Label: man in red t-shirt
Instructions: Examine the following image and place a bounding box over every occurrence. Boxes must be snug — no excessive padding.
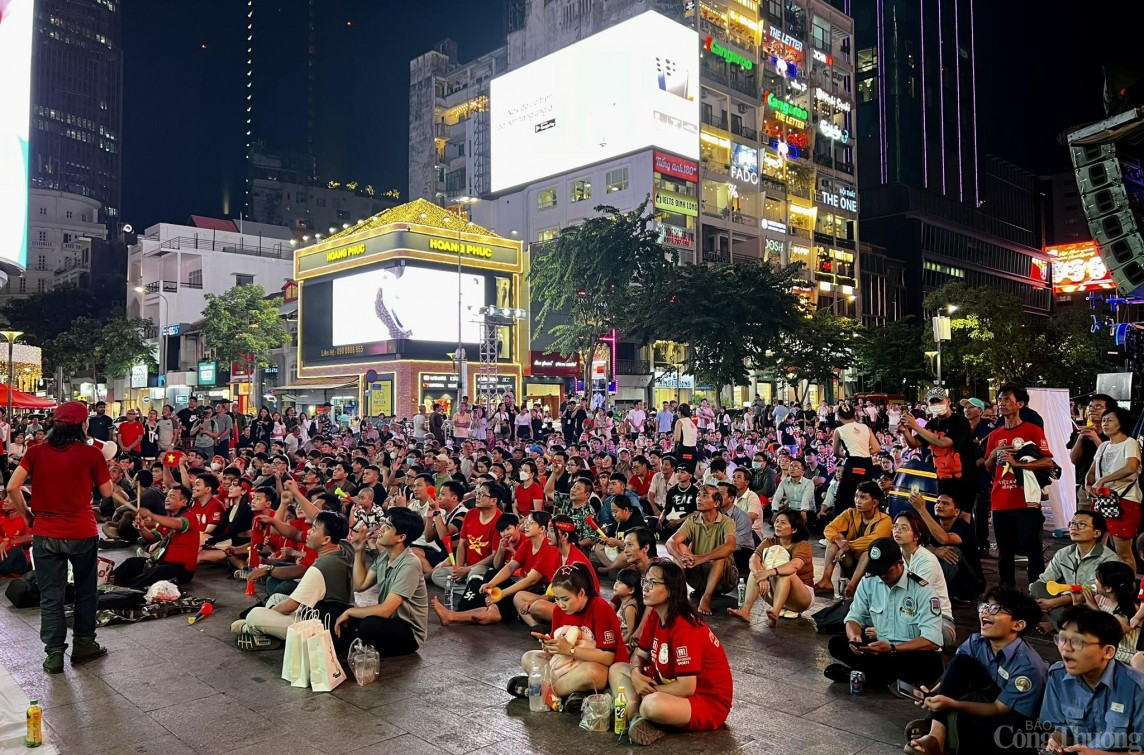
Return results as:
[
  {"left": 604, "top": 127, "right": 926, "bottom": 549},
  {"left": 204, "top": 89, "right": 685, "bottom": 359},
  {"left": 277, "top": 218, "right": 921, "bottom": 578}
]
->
[
  {"left": 517, "top": 515, "right": 600, "bottom": 627},
  {"left": 984, "top": 383, "right": 1055, "bottom": 587},
  {"left": 188, "top": 472, "right": 226, "bottom": 543},
  {"left": 112, "top": 484, "right": 202, "bottom": 588},
  {"left": 117, "top": 410, "right": 145, "bottom": 457},
  {"left": 7, "top": 401, "right": 115, "bottom": 673}
]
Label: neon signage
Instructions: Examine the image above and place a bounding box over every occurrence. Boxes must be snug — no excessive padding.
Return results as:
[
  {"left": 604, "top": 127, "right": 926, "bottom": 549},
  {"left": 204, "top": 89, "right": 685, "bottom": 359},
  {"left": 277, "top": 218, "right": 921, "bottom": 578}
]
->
[
  {"left": 1046, "top": 242, "right": 1114, "bottom": 293},
  {"left": 767, "top": 25, "right": 804, "bottom": 52},
  {"left": 815, "top": 87, "right": 851, "bottom": 112},
  {"left": 812, "top": 49, "right": 833, "bottom": 66},
  {"left": 770, "top": 57, "right": 799, "bottom": 78},
  {"left": 818, "top": 119, "right": 850, "bottom": 143},
  {"left": 705, "top": 36, "right": 754, "bottom": 71},
  {"left": 764, "top": 91, "right": 809, "bottom": 122},
  {"left": 770, "top": 138, "right": 800, "bottom": 160}
]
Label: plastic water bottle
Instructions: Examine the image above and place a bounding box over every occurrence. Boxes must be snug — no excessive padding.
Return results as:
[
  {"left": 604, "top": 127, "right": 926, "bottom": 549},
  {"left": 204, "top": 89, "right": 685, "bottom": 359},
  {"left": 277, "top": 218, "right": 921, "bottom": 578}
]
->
[
  {"left": 528, "top": 663, "right": 545, "bottom": 712},
  {"left": 614, "top": 686, "right": 628, "bottom": 734},
  {"left": 26, "top": 699, "right": 42, "bottom": 748},
  {"left": 737, "top": 578, "right": 747, "bottom": 608},
  {"left": 444, "top": 574, "right": 455, "bottom": 610}
]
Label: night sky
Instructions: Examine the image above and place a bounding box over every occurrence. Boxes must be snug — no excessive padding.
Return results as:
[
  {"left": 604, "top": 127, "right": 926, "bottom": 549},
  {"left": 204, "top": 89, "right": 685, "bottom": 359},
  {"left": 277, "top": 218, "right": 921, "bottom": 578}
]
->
[{"left": 120, "top": 0, "right": 1112, "bottom": 228}]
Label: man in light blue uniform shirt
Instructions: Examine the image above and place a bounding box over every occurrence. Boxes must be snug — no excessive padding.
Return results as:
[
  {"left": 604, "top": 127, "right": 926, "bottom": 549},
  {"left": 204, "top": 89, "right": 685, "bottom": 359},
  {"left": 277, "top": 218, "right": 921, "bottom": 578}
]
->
[
  {"left": 1041, "top": 605, "right": 1144, "bottom": 754},
  {"left": 905, "top": 585, "right": 1048, "bottom": 754},
  {"left": 824, "top": 537, "right": 945, "bottom": 688}
]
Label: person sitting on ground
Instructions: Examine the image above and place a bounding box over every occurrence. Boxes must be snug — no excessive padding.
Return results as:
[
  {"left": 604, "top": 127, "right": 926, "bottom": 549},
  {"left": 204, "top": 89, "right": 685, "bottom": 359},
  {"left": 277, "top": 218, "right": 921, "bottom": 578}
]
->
[
  {"left": 608, "top": 558, "right": 734, "bottom": 746},
  {"left": 508, "top": 562, "right": 629, "bottom": 714},
  {"left": 334, "top": 508, "right": 428, "bottom": 658},
  {"left": 1040, "top": 606, "right": 1144, "bottom": 754},
  {"left": 431, "top": 512, "right": 555, "bottom": 626},
  {"left": 824, "top": 537, "right": 944, "bottom": 690},
  {"left": 0, "top": 492, "right": 33, "bottom": 575},
  {"left": 728, "top": 508, "right": 814, "bottom": 627},
  {"left": 903, "top": 586, "right": 1047, "bottom": 755},
  {"left": 111, "top": 485, "right": 202, "bottom": 589},
  {"left": 231, "top": 511, "right": 352, "bottom": 651},
  {"left": 614, "top": 567, "right": 645, "bottom": 648},
  {"left": 1077, "top": 560, "right": 1141, "bottom": 669},
  {"left": 1030, "top": 510, "right": 1121, "bottom": 630},
  {"left": 893, "top": 510, "right": 956, "bottom": 648},
  {"left": 429, "top": 480, "right": 504, "bottom": 600},
  {"left": 730, "top": 468, "right": 764, "bottom": 546},
  {"left": 515, "top": 515, "right": 599, "bottom": 629},
  {"left": 908, "top": 491, "right": 986, "bottom": 603},
  {"left": 215, "top": 484, "right": 275, "bottom": 576},
  {"left": 101, "top": 470, "right": 167, "bottom": 544},
  {"left": 412, "top": 479, "right": 468, "bottom": 575},
  {"left": 591, "top": 493, "right": 647, "bottom": 574},
  {"left": 657, "top": 464, "right": 698, "bottom": 539},
  {"left": 198, "top": 477, "right": 255, "bottom": 566},
  {"left": 770, "top": 458, "right": 815, "bottom": 524},
  {"left": 665, "top": 484, "right": 738, "bottom": 617},
  {"left": 814, "top": 481, "right": 893, "bottom": 597},
  {"left": 716, "top": 480, "right": 755, "bottom": 575}
]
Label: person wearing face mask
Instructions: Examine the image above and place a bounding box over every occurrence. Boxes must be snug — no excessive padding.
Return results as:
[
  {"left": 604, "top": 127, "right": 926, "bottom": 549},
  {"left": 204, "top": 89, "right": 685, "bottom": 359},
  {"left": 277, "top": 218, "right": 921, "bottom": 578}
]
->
[
  {"left": 902, "top": 388, "right": 977, "bottom": 516},
  {"left": 514, "top": 460, "right": 545, "bottom": 517}
]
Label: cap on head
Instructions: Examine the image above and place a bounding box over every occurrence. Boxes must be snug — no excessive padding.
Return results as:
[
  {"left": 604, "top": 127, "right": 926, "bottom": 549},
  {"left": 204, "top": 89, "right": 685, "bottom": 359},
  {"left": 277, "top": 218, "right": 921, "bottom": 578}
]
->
[
  {"left": 925, "top": 388, "right": 948, "bottom": 403},
  {"left": 864, "top": 537, "right": 903, "bottom": 576},
  {"left": 53, "top": 401, "right": 89, "bottom": 425},
  {"left": 959, "top": 397, "right": 985, "bottom": 411}
]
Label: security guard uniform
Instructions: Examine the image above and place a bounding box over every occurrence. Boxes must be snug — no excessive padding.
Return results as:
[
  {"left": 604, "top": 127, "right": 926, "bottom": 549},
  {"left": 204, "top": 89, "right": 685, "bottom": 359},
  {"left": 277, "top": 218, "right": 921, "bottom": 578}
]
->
[
  {"left": 1040, "top": 657, "right": 1144, "bottom": 752},
  {"left": 829, "top": 539, "right": 945, "bottom": 687}
]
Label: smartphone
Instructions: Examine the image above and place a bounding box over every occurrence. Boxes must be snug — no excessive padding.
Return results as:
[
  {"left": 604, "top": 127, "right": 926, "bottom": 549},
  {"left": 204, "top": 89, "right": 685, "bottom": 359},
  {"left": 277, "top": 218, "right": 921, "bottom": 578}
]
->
[
  {"left": 896, "top": 680, "right": 928, "bottom": 701},
  {"left": 849, "top": 635, "right": 870, "bottom": 647}
]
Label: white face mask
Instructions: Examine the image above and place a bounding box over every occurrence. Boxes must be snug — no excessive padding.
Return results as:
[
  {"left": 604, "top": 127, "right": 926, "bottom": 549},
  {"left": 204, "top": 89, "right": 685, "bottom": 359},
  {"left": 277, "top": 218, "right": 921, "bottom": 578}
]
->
[
  {"left": 210, "top": 462, "right": 223, "bottom": 472},
  {"left": 926, "top": 403, "right": 946, "bottom": 418},
  {"left": 519, "top": 471, "right": 530, "bottom": 481}
]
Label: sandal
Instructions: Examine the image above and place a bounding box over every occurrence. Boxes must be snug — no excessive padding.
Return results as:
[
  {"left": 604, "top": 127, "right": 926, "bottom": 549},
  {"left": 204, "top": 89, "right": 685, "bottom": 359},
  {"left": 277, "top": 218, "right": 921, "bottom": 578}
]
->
[
  {"left": 903, "top": 718, "right": 927, "bottom": 742},
  {"left": 234, "top": 631, "right": 282, "bottom": 652},
  {"left": 627, "top": 716, "right": 666, "bottom": 746},
  {"left": 506, "top": 674, "right": 529, "bottom": 699}
]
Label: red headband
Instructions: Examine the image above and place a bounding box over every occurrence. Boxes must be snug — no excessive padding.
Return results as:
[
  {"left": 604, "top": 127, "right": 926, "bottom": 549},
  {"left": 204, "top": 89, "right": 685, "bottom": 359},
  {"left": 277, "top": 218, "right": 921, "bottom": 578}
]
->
[{"left": 554, "top": 520, "right": 576, "bottom": 533}]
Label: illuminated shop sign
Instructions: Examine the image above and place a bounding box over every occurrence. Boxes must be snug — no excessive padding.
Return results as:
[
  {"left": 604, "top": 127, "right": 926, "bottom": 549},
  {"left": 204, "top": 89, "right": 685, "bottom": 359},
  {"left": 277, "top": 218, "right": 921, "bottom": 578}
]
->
[
  {"left": 818, "top": 189, "right": 858, "bottom": 213},
  {"left": 767, "top": 25, "right": 804, "bottom": 52},
  {"left": 730, "top": 143, "right": 759, "bottom": 185},
  {"left": 656, "top": 222, "right": 696, "bottom": 250},
  {"left": 764, "top": 91, "right": 809, "bottom": 122},
  {"left": 765, "top": 238, "right": 785, "bottom": 256},
  {"left": 770, "top": 138, "right": 801, "bottom": 160},
  {"left": 818, "top": 120, "right": 850, "bottom": 143},
  {"left": 654, "top": 189, "right": 699, "bottom": 217},
  {"left": 812, "top": 49, "right": 834, "bottom": 65},
  {"left": 653, "top": 151, "right": 699, "bottom": 182},
  {"left": 705, "top": 36, "right": 754, "bottom": 70},
  {"left": 815, "top": 88, "right": 851, "bottom": 112},
  {"left": 788, "top": 79, "right": 808, "bottom": 93},
  {"left": 1046, "top": 242, "right": 1114, "bottom": 293},
  {"left": 769, "top": 57, "right": 799, "bottom": 78}
]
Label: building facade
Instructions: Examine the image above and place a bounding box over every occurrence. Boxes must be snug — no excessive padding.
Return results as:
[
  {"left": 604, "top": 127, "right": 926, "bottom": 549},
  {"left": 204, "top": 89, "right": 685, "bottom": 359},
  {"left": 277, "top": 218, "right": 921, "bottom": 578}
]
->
[{"left": 30, "top": 0, "right": 123, "bottom": 225}]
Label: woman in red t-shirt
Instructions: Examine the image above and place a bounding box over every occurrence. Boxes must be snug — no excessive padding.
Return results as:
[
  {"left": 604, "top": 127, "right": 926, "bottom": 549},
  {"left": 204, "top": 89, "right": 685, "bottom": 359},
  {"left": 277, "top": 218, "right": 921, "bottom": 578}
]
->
[
  {"left": 608, "top": 559, "right": 733, "bottom": 745},
  {"left": 513, "top": 460, "right": 546, "bottom": 516},
  {"left": 508, "top": 562, "right": 627, "bottom": 710}
]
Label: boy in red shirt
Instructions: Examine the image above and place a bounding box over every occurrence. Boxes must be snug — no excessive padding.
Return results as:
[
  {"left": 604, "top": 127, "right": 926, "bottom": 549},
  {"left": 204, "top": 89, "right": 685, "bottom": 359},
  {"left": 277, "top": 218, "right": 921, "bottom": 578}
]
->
[
  {"left": 0, "top": 493, "right": 33, "bottom": 575},
  {"left": 111, "top": 484, "right": 202, "bottom": 588}
]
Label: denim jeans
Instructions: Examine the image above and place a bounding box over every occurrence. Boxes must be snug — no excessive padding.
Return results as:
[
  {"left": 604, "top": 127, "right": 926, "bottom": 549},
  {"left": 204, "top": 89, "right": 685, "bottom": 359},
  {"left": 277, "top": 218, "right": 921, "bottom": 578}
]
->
[{"left": 33, "top": 536, "right": 99, "bottom": 654}]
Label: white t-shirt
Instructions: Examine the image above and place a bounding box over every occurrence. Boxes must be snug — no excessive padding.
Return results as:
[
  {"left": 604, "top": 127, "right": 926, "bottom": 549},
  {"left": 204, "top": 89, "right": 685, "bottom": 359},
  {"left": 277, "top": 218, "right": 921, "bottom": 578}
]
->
[
  {"left": 1093, "top": 437, "right": 1142, "bottom": 501},
  {"left": 289, "top": 566, "right": 329, "bottom": 608},
  {"left": 904, "top": 546, "right": 953, "bottom": 622},
  {"left": 412, "top": 413, "right": 427, "bottom": 440},
  {"left": 626, "top": 409, "right": 646, "bottom": 433}
]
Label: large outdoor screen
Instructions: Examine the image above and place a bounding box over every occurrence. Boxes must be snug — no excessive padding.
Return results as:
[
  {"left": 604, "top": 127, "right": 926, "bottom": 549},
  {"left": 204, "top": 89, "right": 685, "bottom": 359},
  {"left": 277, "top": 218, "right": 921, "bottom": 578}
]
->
[
  {"left": 0, "top": 0, "right": 33, "bottom": 271},
  {"left": 490, "top": 10, "right": 700, "bottom": 193}
]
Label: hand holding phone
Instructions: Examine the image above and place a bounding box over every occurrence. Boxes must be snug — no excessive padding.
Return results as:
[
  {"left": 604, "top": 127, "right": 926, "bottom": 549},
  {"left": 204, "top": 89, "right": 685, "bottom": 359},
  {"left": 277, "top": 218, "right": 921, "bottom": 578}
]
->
[{"left": 896, "top": 680, "right": 928, "bottom": 701}]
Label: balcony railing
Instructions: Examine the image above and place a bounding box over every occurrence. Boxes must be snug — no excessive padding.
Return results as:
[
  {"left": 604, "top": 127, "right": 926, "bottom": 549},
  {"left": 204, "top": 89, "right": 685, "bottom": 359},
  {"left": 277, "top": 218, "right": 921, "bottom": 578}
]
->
[
  {"left": 616, "top": 359, "right": 651, "bottom": 375},
  {"left": 730, "top": 122, "right": 758, "bottom": 141},
  {"left": 702, "top": 111, "right": 728, "bottom": 130},
  {"left": 150, "top": 235, "right": 294, "bottom": 260},
  {"left": 729, "top": 77, "right": 757, "bottom": 98},
  {"left": 182, "top": 279, "right": 204, "bottom": 289}
]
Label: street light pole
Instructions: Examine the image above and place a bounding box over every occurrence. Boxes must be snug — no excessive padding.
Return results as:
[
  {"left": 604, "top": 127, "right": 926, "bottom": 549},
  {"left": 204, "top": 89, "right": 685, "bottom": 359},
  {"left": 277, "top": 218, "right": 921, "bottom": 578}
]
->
[{"left": 1, "top": 330, "right": 24, "bottom": 422}]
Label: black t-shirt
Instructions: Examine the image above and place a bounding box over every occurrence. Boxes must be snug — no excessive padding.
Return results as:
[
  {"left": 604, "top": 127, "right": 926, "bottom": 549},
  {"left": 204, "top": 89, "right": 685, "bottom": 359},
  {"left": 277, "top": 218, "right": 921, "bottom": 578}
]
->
[
  {"left": 663, "top": 484, "right": 698, "bottom": 521},
  {"left": 1067, "top": 429, "right": 1106, "bottom": 485},
  {"left": 946, "top": 516, "right": 983, "bottom": 588},
  {"left": 139, "top": 487, "right": 167, "bottom": 517},
  {"left": 87, "top": 414, "right": 113, "bottom": 441},
  {"left": 176, "top": 407, "right": 197, "bottom": 437},
  {"left": 140, "top": 422, "right": 161, "bottom": 458}
]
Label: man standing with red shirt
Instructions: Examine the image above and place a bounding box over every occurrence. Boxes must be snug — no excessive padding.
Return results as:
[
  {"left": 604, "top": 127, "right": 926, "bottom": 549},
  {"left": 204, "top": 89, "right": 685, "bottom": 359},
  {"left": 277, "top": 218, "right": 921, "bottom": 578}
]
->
[
  {"left": 984, "top": 383, "right": 1055, "bottom": 587},
  {"left": 6, "top": 401, "right": 114, "bottom": 674},
  {"left": 117, "top": 409, "right": 145, "bottom": 459}
]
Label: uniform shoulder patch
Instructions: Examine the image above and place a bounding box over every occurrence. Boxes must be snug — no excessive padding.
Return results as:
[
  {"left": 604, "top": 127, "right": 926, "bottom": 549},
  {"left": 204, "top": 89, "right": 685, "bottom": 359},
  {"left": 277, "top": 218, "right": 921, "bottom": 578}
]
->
[
  {"left": 929, "top": 597, "right": 941, "bottom": 616},
  {"left": 1014, "top": 676, "right": 1032, "bottom": 693},
  {"left": 907, "top": 572, "right": 929, "bottom": 586}
]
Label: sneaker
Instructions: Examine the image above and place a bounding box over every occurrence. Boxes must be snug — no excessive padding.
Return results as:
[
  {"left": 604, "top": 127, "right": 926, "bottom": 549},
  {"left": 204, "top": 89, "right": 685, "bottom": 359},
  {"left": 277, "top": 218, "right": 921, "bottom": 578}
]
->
[
  {"left": 561, "top": 692, "right": 586, "bottom": 716},
  {"left": 627, "top": 716, "right": 667, "bottom": 746},
  {"left": 43, "top": 651, "right": 65, "bottom": 675},
  {"left": 823, "top": 663, "right": 851, "bottom": 683},
  {"left": 234, "top": 631, "right": 283, "bottom": 652},
  {"left": 70, "top": 638, "right": 108, "bottom": 665},
  {"left": 506, "top": 675, "right": 529, "bottom": 699}
]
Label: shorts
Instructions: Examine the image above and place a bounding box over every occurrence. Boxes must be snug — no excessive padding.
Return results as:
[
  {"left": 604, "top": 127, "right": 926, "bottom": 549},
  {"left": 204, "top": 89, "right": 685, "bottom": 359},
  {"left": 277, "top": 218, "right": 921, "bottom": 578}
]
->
[
  {"left": 1105, "top": 499, "right": 1141, "bottom": 539},
  {"left": 683, "top": 695, "right": 730, "bottom": 732},
  {"left": 684, "top": 559, "right": 739, "bottom": 596}
]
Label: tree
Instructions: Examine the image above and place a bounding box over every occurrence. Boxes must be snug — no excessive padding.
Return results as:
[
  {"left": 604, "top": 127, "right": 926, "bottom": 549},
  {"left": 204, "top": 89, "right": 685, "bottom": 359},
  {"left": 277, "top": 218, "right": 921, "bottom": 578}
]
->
[
  {"left": 634, "top": 259, "right": 805, "bottom": 402},
  {"left": 45, "top": 316, "right": 157, "bottom": 382},
  {"left": 0, "top": 285, "right": 105, "bottom": 345},
  {"left": 1031, "top": 309, "right": 1116, "bottom": 393},
  {"left": 764, "top": 309, "right": 859, "bottom": 404},
  {"left": 854, "top": 316, "right": 928, "bottom": 393},
  {"left": 199, "top": 284, "right": 290, "bottom": 368},
  {"left": 528, "top": 198, "right": 677, "bottom": 392}
]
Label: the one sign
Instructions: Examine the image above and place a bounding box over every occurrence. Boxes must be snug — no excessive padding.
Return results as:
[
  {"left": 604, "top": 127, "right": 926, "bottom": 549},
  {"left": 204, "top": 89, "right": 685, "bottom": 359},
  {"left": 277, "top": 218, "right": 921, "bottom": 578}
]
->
[
  {"left": 129, "top": 364, "right": 147, "bottom": 389},
  {"left": 654, "top": 189, "right": 699, "bottom": 217},
  {"left": 653, "top": 151, "right": 699, "bottom": 182},
  {"left": 817, "top": 189, "right": 859, "bottom": 213},
  {"left": 197, "top": 361, "right": 217, "bottom": 387}
]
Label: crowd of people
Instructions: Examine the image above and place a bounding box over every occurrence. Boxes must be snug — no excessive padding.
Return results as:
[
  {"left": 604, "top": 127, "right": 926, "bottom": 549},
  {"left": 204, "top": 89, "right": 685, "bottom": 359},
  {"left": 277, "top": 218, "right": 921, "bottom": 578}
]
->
[{"left": 2, "top": 385, "right": 1144, "bottom": 751}]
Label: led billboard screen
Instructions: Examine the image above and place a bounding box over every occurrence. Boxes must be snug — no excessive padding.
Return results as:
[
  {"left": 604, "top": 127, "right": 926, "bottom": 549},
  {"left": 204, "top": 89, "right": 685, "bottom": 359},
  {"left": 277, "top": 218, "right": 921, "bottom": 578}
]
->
[
  {"left": 0, "top": 0, "right": 33, "bottom": 271},
  {"left": 1046, "top": 242, "right": 1114, "bottom": 293},
  {"left": 490, "top": 10, "right": 699, "bottom": 193}
]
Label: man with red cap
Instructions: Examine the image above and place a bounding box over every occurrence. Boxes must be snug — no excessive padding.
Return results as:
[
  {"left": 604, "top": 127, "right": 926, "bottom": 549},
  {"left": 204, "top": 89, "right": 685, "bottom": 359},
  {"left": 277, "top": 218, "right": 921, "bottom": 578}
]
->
[{"left": 6, "top": 401, "right": 115, "bottom": 674}]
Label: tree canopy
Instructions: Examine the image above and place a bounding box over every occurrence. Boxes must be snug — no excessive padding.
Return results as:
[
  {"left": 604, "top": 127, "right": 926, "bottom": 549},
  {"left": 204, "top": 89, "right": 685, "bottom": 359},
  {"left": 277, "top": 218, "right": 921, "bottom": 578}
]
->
[
  {"left": 45, "top": 316, "right": 157, "bottom": 382},
  {"left": 764, "top": 309, "right": 859, "bottom": 403},
  {"left": 200, "top": 284, "right": 290, "bottom": 368}
]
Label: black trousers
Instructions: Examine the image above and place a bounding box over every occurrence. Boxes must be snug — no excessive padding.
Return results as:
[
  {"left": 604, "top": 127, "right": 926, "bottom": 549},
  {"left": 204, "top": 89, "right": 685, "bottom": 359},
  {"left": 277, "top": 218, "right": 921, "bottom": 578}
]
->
[
  {"left": 992, "top": 508, "right": 1045, "bottom": 587},
  {"left": 112, "top": 557, "right": 193, "bottom": 590},
  {"left": 336, "top": 615, "right": 419, "bottom": 659},
  {"left": 835, "top": 457, "right": 873, "bottom": 513},
  {"left": 827, "top": 635, "right": 944, "bottom": 688},
  {"left": 973, "top": 489, "right": 993, "bottom": 546},
  {"left": 929, "top": 653, "right": 1038, "bottom": 753}
]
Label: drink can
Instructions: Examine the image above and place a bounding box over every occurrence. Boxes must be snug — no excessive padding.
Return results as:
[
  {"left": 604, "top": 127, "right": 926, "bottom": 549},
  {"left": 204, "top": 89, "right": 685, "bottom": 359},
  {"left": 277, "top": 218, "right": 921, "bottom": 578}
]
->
[
  {"left": 849, "top": 671, "right": 864, "bottom": 696},
  {"left": 837, "top": 578, "right": 849, "bottom": 597}
]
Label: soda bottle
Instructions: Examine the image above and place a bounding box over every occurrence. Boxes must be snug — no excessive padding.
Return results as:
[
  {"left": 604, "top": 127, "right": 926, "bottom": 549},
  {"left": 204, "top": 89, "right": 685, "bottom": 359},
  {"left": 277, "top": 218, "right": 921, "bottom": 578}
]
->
[
  {"left": 736, "top": 578, "right": 747, "bottom": 608},
  {"left": 613, "top": 686, "right": 628, "bottom": 735},
  {"left": 528, "top": 663, "right": 545, "bottom": 712},
  {"left": 26, "top": 699, "right": 43, "bottom": 748},
  {"left": 444, "top": 574, "right": 455, "bottom": 610}
]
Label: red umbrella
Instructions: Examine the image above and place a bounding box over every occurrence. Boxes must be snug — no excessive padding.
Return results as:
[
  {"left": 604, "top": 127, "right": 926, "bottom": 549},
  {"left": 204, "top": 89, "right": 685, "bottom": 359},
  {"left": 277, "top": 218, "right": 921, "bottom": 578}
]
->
[{"left": 0, "top": 385, "right": 58, "bottom": 409}]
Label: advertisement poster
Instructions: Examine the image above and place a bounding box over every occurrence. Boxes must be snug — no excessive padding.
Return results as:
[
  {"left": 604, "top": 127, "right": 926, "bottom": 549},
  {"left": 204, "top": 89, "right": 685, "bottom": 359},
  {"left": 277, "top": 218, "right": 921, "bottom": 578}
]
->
[{"left": 0, "top": 0, "right": 33, "bottom": 271}]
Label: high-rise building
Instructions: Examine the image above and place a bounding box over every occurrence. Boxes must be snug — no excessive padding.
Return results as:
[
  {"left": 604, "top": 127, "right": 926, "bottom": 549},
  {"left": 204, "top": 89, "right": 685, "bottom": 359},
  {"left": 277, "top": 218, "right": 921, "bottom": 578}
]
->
[
  {"left": 852, "top": 0, "right": 1050, "bottom": 316},
  {"left": 29, "top": 0, "right": 123, "bottom": 225},
  {"left": 409, "top": 0, "right": 860, "bottom": 406}
]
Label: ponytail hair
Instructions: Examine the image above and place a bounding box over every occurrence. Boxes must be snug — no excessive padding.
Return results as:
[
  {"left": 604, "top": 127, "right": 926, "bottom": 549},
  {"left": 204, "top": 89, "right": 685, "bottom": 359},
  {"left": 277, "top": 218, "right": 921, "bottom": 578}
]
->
[{"left": 1097, "top": 561, "right": 1139, "bottom": 617}]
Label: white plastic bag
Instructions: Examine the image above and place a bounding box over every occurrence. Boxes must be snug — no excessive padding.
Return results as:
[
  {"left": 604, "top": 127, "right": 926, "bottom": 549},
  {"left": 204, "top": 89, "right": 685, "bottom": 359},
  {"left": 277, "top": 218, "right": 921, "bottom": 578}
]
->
[
  {"left": 144, "top": 580, "right": 180, "bottom": 603},
  {"left": 348, "top": 639, "right": 380, "bottom": 686},
  {"left": 281, "top": 608, "right": 322, "bottom": 688},
  {"left": 307, "top": 616, "right": 346, "bottom": 693}
]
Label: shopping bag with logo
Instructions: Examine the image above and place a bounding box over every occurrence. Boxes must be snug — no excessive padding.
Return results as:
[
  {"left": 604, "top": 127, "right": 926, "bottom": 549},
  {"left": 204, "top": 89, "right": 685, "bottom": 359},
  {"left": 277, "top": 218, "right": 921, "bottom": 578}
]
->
[
  {"left": 96, "top": 556, "right": 115, "bottom": 586},
  {"left": 281, "top": 608, "right": 322, "bottom": 688},
  {"left": 307, "top": 616, "right": 346, "bottom": 693}
]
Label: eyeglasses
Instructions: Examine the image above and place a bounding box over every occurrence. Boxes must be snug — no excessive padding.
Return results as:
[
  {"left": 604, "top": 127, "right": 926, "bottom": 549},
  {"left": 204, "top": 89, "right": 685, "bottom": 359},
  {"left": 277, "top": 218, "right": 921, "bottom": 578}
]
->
[
  {"left": 977, "top": 603, "right": 1011, "bottom": 616},
  {"left": 1054, "top": 633, "right": 1105, "bottom": 652},
  {"left": 890, "top": 524, "right": 913, "bottom": 533},
  {"left": 1067, "top": 521, "right": 1091, "bottom": 530},
  {"left": 641, "top": 578, "right": 666, "bottom": 588}
]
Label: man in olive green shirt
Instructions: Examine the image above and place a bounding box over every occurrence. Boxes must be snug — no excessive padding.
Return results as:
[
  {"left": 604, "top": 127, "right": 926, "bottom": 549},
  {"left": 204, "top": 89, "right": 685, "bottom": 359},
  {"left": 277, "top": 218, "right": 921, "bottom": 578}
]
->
[{"left": 665, "top": 483, "right": 738, "bottom": 615}]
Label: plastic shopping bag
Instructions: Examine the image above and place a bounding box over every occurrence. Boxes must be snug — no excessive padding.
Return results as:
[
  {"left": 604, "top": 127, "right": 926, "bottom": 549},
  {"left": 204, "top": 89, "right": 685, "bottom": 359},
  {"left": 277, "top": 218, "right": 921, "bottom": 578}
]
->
[
  {"left": 281, "top": 609, "right": 322, "bottom": 688},
  {"left": 307, "top": 618, "right": 346, "bottom": 693},
  {"left": 348, "top": 638, "right": 380, "bottom": 686},
  {"left": 579, "top": 692, "right": 612, "bottom": 732}
]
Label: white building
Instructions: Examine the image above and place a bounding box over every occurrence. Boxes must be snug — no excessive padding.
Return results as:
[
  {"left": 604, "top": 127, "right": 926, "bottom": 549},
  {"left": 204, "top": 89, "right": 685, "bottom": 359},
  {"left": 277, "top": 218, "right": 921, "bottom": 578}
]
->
[
  {"left": 0, "top": 189, "right": 106, "bottom": 304},
  {"left": 125, "top": 216, "right": 295, "bottom": 401}
]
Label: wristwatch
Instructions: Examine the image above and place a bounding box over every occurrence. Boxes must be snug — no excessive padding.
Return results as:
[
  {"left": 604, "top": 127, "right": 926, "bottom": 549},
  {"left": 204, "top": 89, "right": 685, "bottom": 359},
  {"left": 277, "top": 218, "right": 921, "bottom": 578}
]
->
[
  {"left": 569, "top": 646, "right": 577, "bottom": 657},
  {"left": 889, "top": 643, "right": 897, "bottom": 655}
]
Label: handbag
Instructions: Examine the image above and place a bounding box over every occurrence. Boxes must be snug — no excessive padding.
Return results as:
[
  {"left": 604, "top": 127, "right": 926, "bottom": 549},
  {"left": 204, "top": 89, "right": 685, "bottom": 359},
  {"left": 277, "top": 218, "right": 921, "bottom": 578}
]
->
[
  {"left": 810, "top": 599, "right": 851, "bottom": 635},
  {"left": 307, "top": 616, "right": 347, "bottom": 693},
  {"left": 281, "top": 607, "right": 322, "bottom": 688},
  {"left": 1092, "top": 487, "right": 1123, "bottom": 519}
]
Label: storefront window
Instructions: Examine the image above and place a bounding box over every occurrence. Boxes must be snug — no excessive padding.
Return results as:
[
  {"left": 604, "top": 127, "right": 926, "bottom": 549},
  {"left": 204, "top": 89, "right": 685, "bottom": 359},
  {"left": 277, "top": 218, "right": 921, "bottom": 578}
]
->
[
  {"left": 700, "top": 130, "right": 731, "bottom": 173},
  {"left": 786, "top": 163, "right": 814, "bottom": 198}
]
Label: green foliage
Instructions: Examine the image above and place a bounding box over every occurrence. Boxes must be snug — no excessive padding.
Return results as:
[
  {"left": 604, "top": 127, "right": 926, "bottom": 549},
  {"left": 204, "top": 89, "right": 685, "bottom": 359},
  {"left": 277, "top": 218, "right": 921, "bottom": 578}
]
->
[
  {"left": 764, "top": 309, "right": 860, "bottom": 403},
  {"left": 634, "top": 259, "right": 805, "bottom": 396},
  {"left": 200, "top": 285, "right": 290, "bottom": 368},
  {"left": 528, "top": 198, "right": 677, "bottom": 386},
  {"left": 1029, "top": 309, "right": 1116, "bottom": 393},
  {"left": 0, "top": 285, "right": 106, "bottom": 346},
  {"left": 46, "top": 316, "right": 157, "bottom": 381},
  {"left": 854, "top": 316, "right": 928, "bottom": 392}
]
